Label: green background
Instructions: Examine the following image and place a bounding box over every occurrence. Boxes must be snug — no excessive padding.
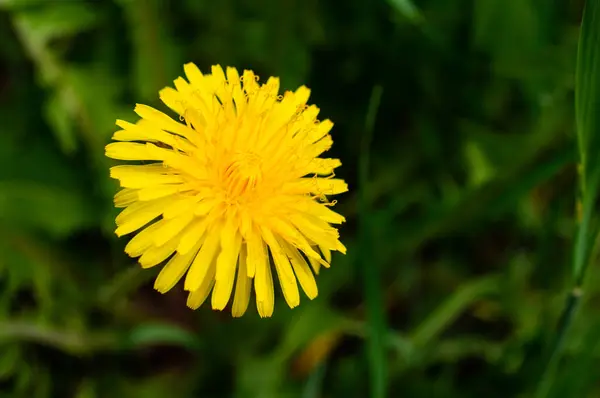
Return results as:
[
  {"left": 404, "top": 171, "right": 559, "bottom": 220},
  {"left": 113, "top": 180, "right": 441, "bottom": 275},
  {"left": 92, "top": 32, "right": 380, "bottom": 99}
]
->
[{"left": 0, "top": 0, "right": 598, "bottom": 397}]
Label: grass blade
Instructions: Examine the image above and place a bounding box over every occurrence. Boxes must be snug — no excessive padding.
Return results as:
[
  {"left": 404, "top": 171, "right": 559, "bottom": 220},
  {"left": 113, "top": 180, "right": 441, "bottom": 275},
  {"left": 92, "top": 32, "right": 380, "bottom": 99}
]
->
[
  {"left": 573, "top": 0, "right": 600, "bottom": 285},
  {"left": 359, "top": 85, "right": 386, "bottom": 398},
  {"left": 410, "top": 276, "right": 500, "bottom": 348},
  {"left": 537, "top": 2, "right": 600, "bottom": 396}
]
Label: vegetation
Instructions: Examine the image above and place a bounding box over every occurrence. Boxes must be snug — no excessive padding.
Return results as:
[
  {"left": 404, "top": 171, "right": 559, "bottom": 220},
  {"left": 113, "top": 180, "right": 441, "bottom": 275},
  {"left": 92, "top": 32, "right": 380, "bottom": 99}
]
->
[{"left": 0, "top": 0, "right": 598, "bottom": 397}]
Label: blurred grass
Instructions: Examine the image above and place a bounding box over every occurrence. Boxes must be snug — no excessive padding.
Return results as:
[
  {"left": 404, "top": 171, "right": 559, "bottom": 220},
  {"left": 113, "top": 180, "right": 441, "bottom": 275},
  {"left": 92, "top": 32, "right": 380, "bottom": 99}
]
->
[
  {"left": 359, "top": 85, "right": 386, "bottom": 398},
  {"left": 0, "top": 0, "right": 596, "bottom": 397},
  {"left": 536, "top": 2, "right": 600, "bottom": 397}
]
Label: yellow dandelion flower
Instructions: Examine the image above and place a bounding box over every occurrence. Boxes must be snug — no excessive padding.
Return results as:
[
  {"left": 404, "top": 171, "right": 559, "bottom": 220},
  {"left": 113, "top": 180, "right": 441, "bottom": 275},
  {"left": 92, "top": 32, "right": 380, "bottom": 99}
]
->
[{"left": 105, "top": 63, "right": 347, "bottom": 317}]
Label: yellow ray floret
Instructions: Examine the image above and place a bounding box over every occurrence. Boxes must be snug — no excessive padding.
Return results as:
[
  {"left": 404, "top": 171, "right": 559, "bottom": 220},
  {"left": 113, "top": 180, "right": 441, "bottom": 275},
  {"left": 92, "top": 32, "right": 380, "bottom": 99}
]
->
[{"left": 105, "top": 63, "right": 347, "bottom": 317}]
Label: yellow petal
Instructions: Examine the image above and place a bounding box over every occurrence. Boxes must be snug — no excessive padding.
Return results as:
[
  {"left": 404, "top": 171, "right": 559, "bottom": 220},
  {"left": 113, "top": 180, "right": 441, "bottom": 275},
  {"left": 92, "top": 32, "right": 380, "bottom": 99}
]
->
[
  {"left": 125, "top": 221, "right": 163, "bottom": 257},
  {"left": 137, "top": 184, "right": 183, "bottom": 201},
  {"left": 261, "top": 226, "right": 300, "bottom": 308},
  {"left": 177, "top": 218, "right": 209, "bottom": 255},
  {"left": 251, "top": 76, "right": 279, "bottom": 115},
  {"left": 212, "top": 231, "right": 242, "bottom": 311},
  {"left": 266, "top": 216, "right": 303, "bottom": 245},
  {"left": 232, "top": 245, "right": 252, "bottom": 317},
  {"left": 158, "top": 86, "right": 185, "bottom": 115},
  {"left": 238, "top": 210, "right": 253, "bottom": 240},
  {"left": 114, "top": 119, "right": 197, "bottom": 153},
  {"left": 241, "top": 70, "right": 258, "bottom": 97},
  {"left": 309, "top": 119, "right": 333, "bottom": 143},
  {"left": 307, "top": 255, "right": 321, "bottom": 274},
  {"left": 187, "top": 258, "right": 216, "bottom": 309},
  {"left": 226, "top": 66, "right": 247, "bottom": 115},
  {"left": 215, "top": 219, "right": 239, "bottom": 281},
  {"left": 154, "top": 240, "right": 201, "bottom": 293},
  {"left": 286, "top": 199, "right": 346, "bottom": 224},
  {"left": 134, "top": 104, "right": 194, "bottom": 139},
  {"left": 152, "top": 212, "right": 194, "bottom": 247},
  {"left": 245, "top": 228, "right": 265, "bottom": 278},
  {"left": 289, "top": 214, "right": 345, "bottom": 254},
  {"left": 263, "top": 91, "right": 299, "bottom": 133},
  {"left": 195, "top": 199, "right": 218, "bottom": 216},
  {"left": 138, "top": 235, "right": 179, "bottom": 268},
  {"left": 319, "top": 245, "right": 332, "bottom": 264},
  {"left": 159, "top": 85, "right": 209, "bottom": 136},
  {"left": 301, "top": 158, "right": 341, "bottom": 176},
  {"left": 283, "top": 177, "right": 348, "bottom": 196},
  {"left": 110, "top": 165, "right": 183, "bottom": 189},
  {"left": 106, "top": 142, "right": 178, "bottom": 161},
  {"left": 294, "top": 86, "right": 311, "bottom": 106},
  {"left": 283, "top": 241, "right": 318, "bottom": 300},
  {"left": 183, "top": 62, "right": 204, "bottom": 87},
  {"left": 161, "top": 154, "right": 208, "bottom": 180},
  {"left": 115, "top": 197, "right": 170, "bottom": 236},
  {"left": 162, "top": 195, "right": 200, "bottom": 219},
  {"left": 125, "top": 164, "right": 168, "bottom": 173},
  {"left": 305, "top": 135, "right": 333, "bottom": 158},
  {"left": 211, "top": 64, "right": 227, "bottom": 86},
  {"left": 266, "top": 217, "right": 322, "bottom": 261},
  {"left": 114, "top": 188, "right": 138, "bottom": 208},
  {"left": 254, "top": 247, "right": 274, "bottom": 318},
  {"left": 184, "top": 224, "right": 221, "bottom": 291},
  {"left": 182, "top": 63, "right": 215, "bottom": 117}
]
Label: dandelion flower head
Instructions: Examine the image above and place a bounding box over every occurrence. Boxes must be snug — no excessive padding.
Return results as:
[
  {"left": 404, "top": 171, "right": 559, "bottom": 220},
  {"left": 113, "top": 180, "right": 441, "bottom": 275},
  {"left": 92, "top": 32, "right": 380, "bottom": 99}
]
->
[{"left": 105, "top": 63, "right": 347, "bottom": 317}]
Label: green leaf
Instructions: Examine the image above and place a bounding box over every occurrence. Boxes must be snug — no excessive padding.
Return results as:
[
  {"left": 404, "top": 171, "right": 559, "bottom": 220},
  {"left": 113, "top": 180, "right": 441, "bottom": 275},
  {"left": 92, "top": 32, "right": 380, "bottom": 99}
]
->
[
  {"left": 463, "top": 140, "right": 496, "bottom": 186},
  {"left": 96, "top": 265, "right": 156, "bottom": 308},
  {"left": 237, "top": 355, "right": 287, "bottom": 398},
  {"left": 0, "top": 181, "right": 94, "bottom": 238},
  {"left": 573, "top": 0, "right": 600, "bottom": 284},
  {"left": 0, "top": 344, "right": 21, "bottom": 379},
  {"left": 125, "top": 323, "right": 202, "bottom": 351},
  {"left": 0, "top": 321, "right": 117, "bottom": 355},
  {"left": 44, "top": 89, "right": 77, "bottom": 154},
  {"left": 75, "top": 380, "right": 97, "bottom": 398},
  {"left": 387, "top": 0, "right": 423, "bottom": 24},
  {"left": 0, "top": 0, "right": 49, "bottom": 10},
  {"left": 472, "top": 0, "right": 541, "bottom": 78},
  {"left": 11, "top": 2, "right": 100, "bottom": 47},
  {"left": 409, "top": 276, "right": 500, "bottom": 347},
  {"left": 66, "top": 66, "right": 129, "bottom": 143},
  {"left": 302, "top": 362, "right": 327, "bottom": 398}
]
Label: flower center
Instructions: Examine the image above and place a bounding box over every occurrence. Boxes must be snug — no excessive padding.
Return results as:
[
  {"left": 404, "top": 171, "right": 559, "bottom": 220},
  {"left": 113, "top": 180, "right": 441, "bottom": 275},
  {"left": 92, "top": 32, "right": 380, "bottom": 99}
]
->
[{"left": 223, "top": 152, "right": 263, "bottom": 198}]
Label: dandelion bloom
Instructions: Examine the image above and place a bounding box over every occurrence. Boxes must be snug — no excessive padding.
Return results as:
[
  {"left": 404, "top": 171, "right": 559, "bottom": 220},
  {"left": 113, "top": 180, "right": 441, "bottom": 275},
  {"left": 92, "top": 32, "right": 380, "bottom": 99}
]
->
[{"left": 105, "top": 64, "right": 347, "bottom": 317}]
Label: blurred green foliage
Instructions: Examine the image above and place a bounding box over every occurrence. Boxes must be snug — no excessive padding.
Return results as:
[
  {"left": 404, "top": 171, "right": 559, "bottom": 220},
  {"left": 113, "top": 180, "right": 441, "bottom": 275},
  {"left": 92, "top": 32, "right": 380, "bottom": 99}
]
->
[{"left": 0, "top": 0, "right": 597, "bottom": 397}]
